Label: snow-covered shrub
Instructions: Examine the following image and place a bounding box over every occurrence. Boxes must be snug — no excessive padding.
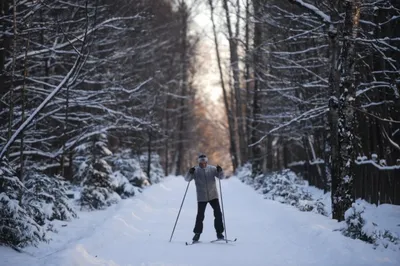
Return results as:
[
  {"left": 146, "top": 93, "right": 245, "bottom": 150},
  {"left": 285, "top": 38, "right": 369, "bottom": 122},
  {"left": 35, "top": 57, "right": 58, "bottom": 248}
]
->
[
  {"left": 261, "top": 170, "right": 305, "bottom": 204},
  {"left": 340, "top": 202, "right": 375, "bottom": 243},
  {"left": 108, "top": 149, "right": 149, "bottom": 187},
  {"left": 376, "top": 230, "right": 400, "bottom": 251},
  {"left": 252, "top": 173, "right": 266, "bottom": 191},
  {"left": 22, "top": 172, "right": 77, "bottom": 225},
  {"left": 237, "top": 163, "right": 265, "bottom": 189},
  {"left": 340, "top": 201, "right": 399, "bottom": 251},
  {"left": 301, "top": 200, "right": 328, "bottom": 216},
  {"left": 140, "top": 152, "right": 164, "bottom": 184},
  {"left": 236, "top": 163, "right": 253, "bottom": 185},
  {"left": 109, "top": 171, "right": 138, "bottom": 199},
  {"left": 0, "top": 159, "right": 47, "bottom": 248},
  {"left": 237, "top": 166, "right": 328, "bottom": 216},
  {"left": 79, "top": 159, "right": 121, "bottom": 210}
]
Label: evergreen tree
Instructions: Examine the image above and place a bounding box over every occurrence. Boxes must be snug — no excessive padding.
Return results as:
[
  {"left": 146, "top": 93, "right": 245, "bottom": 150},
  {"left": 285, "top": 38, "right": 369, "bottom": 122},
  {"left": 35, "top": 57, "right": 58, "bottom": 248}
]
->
[
  {"left": 108, "top": 149, "right": 149, "bottom": 188},
  {"left": 22, "top": 172, "right": 77, "bottom": 226},
  {"left": 0, "top": 159, "right": 47, "bottom": 248},
  {"left": 140, "top": 153, "right": 164, "bottom": 184},
  {"left": 79, "top": 134, "right": 120, "bottom": 210}
]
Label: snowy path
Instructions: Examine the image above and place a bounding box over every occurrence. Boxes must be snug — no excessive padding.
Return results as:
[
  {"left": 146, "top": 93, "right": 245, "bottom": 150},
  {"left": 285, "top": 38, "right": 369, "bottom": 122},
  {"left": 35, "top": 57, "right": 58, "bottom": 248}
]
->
[{"left": 1, "top": 176, "right": 399, "bottom": 266}]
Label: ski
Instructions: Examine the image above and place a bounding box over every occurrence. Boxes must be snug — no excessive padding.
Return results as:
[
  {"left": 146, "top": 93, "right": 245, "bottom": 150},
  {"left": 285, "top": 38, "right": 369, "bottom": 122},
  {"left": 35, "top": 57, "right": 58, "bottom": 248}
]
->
[
  {"left": 185, "top": 238, "right": 237, "bottom": 245},
  {"left": 210, "top": 238, "right": 237, "bottom": 243}
]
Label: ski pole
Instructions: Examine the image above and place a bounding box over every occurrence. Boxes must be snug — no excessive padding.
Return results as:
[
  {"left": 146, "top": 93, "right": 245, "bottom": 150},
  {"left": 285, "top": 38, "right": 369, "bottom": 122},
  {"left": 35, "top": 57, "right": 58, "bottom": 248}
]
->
[
  {"left": 218, "top": 177, "right": 228, "bottom": 243},
  {"left": 169, "top": 180, "right": 191, "bottom": 242}
]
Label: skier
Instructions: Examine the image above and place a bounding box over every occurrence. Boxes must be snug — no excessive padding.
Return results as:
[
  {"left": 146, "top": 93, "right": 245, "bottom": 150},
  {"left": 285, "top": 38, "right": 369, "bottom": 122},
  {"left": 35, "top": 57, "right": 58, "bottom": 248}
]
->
[{"left": 184, "top": 154, "right": 225, "bottom": 242}]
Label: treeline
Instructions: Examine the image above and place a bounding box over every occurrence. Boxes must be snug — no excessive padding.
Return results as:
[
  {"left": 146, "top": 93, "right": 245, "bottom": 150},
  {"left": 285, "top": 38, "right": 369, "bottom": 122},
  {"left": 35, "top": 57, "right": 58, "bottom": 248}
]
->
[
  {"left": 0, "top": 0, "right": 200, "bottom": 177},
  {"left": 206, "top": 0, "right": 399, "bottom": 220},
  {"left": 0, "top": 0, "right": 198, "bottom": 248}
]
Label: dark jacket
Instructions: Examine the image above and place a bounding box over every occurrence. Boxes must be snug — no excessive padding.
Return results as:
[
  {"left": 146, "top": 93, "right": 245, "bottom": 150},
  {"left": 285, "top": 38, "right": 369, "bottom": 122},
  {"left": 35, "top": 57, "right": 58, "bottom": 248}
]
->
[{"left": 184, "top": 165, "right": 224, "bottom": 202}]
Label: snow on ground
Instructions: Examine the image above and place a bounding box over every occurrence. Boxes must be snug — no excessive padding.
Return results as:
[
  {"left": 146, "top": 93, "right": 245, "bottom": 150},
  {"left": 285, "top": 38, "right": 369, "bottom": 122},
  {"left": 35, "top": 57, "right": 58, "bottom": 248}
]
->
[{"left": 1, "top": 175, "right": 399, "bottom": 266}]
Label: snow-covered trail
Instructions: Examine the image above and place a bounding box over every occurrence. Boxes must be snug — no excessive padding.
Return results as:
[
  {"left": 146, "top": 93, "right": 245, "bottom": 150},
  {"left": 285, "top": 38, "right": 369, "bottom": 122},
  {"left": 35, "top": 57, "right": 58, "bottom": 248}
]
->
[{"left": 2, "top": 176, "right": 399, "bottom": 266}]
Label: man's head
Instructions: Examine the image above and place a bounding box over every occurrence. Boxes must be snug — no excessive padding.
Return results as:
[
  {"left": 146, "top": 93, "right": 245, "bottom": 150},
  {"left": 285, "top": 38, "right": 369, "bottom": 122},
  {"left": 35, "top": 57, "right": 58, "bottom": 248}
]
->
[{"left": 198, "top": 154, "right": 208, "bottom": 168}]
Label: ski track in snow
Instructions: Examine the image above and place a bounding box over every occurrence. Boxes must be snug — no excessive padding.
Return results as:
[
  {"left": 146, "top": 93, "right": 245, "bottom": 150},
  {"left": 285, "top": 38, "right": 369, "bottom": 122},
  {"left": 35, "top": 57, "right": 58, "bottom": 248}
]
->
[{"left": 1, "top": 176, "right": 399, "bottom": 266}]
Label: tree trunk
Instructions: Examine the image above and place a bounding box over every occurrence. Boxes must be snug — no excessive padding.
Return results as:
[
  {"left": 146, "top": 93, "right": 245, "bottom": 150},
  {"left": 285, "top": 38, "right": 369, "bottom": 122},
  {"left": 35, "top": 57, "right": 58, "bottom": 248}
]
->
[
  {"left": 331, "top": 0, "right": 361, "bottom": 221},
  {"left": 147, "top": 129, "right": 152, "bottom": 184},
  {"left": 19, "top": 26, "right": 30, "bottom": 181},
  {"left": 244, "top": 0, "right": 252, "bottom": 161},
  {"left": 251, "top": 0, "right": 264, "bottom": 177},
  {"left": 164, "top": 94, "right": 170, "bottom": 176},
  {"left": 175, "top": 1, "right": 189, "bottom": 175},
  {"left": 208, "top": 0, "right": 239, "bottom": 171},
  {"left": 222, "top": 0, "right": 246, "bottom": 166},
  {"left": 60, "top": 84, "right": 69, "bottom": 177},
  {"left": 283, "top": 141, "right": 289, "bottom": 168},
  {"left": 7, "top": 0, "right": 17, "bottom": 160},
  {"left": 0, "top": 0, "right": 10, "bottom": 99}
]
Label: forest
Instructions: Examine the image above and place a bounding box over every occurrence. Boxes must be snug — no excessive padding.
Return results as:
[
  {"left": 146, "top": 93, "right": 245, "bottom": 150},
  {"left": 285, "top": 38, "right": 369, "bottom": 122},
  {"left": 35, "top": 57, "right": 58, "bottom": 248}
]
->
[{"left": 1, "top": 0, "right": 399, "bottom": 250}]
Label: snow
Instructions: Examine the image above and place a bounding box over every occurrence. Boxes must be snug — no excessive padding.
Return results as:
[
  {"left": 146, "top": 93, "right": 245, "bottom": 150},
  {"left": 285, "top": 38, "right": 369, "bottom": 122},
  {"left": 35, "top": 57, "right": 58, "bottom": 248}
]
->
[
  {"left": 290, "top": 0, "right": 331, "bottom": 24},
  {"left": 288, "top": 160, "right": 306, "bottom": 167},
  {"left": 309, "top": 158, "right": 324, "bottom": 164},
  {"left": 1, "top": 174, "right": 399, "bottom": 266},
  {"left": 101, "top": 146, "right": 113, "bottom": 156},
  {"left": 355, "top": 156, "right": 400, "bottom": 170}
]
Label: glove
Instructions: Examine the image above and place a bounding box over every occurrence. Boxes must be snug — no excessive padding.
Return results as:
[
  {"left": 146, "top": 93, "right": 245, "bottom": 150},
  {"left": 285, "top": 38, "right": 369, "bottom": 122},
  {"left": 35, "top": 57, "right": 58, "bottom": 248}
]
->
[
  {"left": 189, "top": 167, "right": 195, "bottom": 174},
  {"left": 216, "top": 165, "right": 222, "bottom": 172}
]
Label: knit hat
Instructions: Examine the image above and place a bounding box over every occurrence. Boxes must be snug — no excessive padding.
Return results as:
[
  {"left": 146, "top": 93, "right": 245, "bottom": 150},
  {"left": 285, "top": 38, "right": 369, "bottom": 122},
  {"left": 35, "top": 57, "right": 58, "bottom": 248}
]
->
[{"left": 198, "top": 154, "right": 208, "bottom": 163}]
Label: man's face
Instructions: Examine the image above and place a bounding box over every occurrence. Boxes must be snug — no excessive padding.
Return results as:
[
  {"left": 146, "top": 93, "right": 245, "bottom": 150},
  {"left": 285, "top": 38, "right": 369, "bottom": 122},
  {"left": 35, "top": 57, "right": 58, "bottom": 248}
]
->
[{"left": 199, "top": 161, "right": 207, "bottom": 168}]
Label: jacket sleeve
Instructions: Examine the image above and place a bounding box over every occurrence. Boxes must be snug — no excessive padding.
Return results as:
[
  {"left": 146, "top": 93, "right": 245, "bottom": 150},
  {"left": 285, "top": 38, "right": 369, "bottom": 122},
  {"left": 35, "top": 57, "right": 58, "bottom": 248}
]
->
[{"left": 184, "top": 169, "right": 194, "bottom": 182}]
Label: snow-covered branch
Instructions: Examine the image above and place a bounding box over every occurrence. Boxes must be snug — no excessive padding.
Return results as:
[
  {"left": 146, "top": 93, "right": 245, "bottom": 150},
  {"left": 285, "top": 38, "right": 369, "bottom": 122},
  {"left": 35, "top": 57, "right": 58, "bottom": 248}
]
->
[
  {"left": 4, "top": 15, "right": 142, "bottom": 69},
  {"left": 0, "top": 57, "right": 82, "bottom": 159},
  {"left": 249, "top": 106, "right": 328, "bottom": 147},
  {"left": 287, "top": 0, "right": 332, "bottom": 24}
]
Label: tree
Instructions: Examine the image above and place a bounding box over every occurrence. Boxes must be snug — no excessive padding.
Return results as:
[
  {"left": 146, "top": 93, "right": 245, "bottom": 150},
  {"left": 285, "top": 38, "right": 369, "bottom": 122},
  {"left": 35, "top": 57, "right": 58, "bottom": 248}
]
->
[
  {"left": 0, "top": 158, "right": 47, "bottom": 248},
  {"left": 241, "top": 0, "right": 399, "bottom": 221},
  {"left": 207, "top": 0, "right": 239, "bottom": 171}
]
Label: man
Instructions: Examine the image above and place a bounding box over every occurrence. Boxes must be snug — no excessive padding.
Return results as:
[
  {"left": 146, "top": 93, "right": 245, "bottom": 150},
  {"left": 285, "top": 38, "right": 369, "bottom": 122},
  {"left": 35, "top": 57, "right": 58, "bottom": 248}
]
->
[{"left": 184, "top": 154, "right": 225, "bottom": 242}]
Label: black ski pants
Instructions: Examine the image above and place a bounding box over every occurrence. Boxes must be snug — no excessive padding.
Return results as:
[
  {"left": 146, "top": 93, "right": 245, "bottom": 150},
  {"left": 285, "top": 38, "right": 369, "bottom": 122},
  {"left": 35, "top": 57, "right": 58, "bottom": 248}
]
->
[{"left": 193, "top": 198, "right": 224, "bottom": 234}]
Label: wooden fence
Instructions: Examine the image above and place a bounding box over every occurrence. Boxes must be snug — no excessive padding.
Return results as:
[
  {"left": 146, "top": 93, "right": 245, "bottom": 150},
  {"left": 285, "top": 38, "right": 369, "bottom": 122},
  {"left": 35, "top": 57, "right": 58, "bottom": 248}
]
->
[{"left": 288, "top": 160, "right": 400, "bottom": 206}]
